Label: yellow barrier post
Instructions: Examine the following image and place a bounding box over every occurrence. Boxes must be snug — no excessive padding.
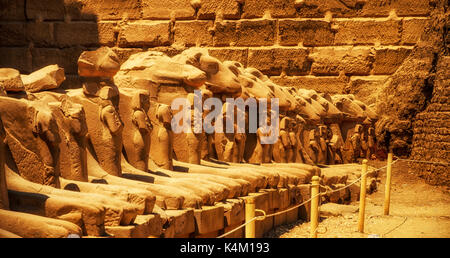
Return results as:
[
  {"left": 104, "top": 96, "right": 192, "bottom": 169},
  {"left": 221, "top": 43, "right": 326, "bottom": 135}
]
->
[
  {"left": 384, "top": 152, "right": 393, "bottom": 215},
  {"left": 245, "top": 197, "right": 256, "bottom": 238},
  {"left": 358, "top": 159, "right": 368, "bottom": 233},
  {"left": 310, "top": 176, "right": 320, "bottom": 238}
]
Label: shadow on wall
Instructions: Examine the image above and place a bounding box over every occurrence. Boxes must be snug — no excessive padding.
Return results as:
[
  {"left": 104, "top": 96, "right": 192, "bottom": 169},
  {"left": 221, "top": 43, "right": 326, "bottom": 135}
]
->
[{"left": 0, "top": 0, "right": 103, "bottom": 88}]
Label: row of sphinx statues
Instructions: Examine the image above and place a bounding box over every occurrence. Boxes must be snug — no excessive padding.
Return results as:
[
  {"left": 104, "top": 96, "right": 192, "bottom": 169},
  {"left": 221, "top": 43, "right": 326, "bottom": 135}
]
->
[{"left": 0, "top": 46, "right": 378, "bottom": 237}]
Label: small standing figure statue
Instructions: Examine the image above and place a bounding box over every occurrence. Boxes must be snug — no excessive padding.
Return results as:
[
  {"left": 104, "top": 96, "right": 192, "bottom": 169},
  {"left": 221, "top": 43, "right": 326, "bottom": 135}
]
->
[
  {"left": 350, "top": 124, "right": 363, "bottom": 162},
  {"left": 308, "top": 129, "right": 320, "bottom": 164},
  {"left": 318, "top": 125, "right": 329, "bottom": 164},
  {"left": 153, "top": 104, "right": 174, "bottom": 170},
  {"left": 278, "top": 117, "right": 291, "bottom": 163},
  {"left": 367, "top": 127, "right": 376, "bottom": 160},
  {"left": 287, "top": 119, "right": 297, "bottom": 163}
]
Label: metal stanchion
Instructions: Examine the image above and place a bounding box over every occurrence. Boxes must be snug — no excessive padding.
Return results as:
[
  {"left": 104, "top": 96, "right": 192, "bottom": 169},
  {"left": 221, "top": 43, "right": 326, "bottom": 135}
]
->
[
  {"left": 245, "top": 197, "right": 256, "bottom": 238},
  {"left": 310, "top": 176, "right": 320, "bottom": 238},
  {"left": 384, "top": 152, "right": 393, "bottom": 215},
  {"left": 358, "top": 159, "right": 368, "bottom": 233}
]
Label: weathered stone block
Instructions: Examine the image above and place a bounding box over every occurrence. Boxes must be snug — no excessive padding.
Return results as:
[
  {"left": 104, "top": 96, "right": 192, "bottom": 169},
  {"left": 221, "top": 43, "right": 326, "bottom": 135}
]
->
[
  {"left": 32, "top": 46, "right": 86, "bottom": 74},
  {"left": 218, "top": 199, "right": 245, "bottom": 227},
  {"left": 402, "top": 18, "right": 430, "bottom": 45},
  {"left": 213, "top": 20, "right": 276, "bottom": 47},
  {"left": 26, "top": 22, "right": 55, "bottom": 47},
  {"left": 105, "top": 214, "right": 162, "bottom": 238},
  {"left": 345, "top": 75, "right": 389, "bottom": 105},
  {"left": 208, "top": 47, "right": 248, "bottom": 66},
  {"left": 198, "top": 0, "right": 241, "bottom": 20},
  {"left": 174, "top": 21, "right": 213, "bottom": 47},
  {"left": 97, "top": 21, "right": 117, "bottom": 47},
  {"left": 21, "top": 64, "right": 65, "bottom": 92},
  {"left": 373, "top": 47, "right": 412, "bottom": 75},
  {"left": 278, "top": 20, "right": 334, "bottom": 46},
  {"left": 310, "top": 46, "right": 375, "bottom": 75},
  {"left": 0, "top": 0, "right": 26, "bottom": 21},
  {"left": 0, "top": 22, "right": 55, "bottom": 47},
  {"left": 242, "top": 0, "right": 297, "bottom": 19},
  {"left": 255, "top": 215, "right": 273, "bottom": 237},
  {"left": 68, "top": 0, "right": 141, "bottom": 20},
  {"left": 54, "top": 22, "right": 101, "bottom": 47},
  {"left": 261, "top": 189, "right": 280, "bottom": 211},
  {"left": 273, "top": 212, "right": 287, "bottom": 227},
  {"left": 0, "top": 68, "right": 24, "bottom": 92},
  {"left": 26, "top": 0, "right": 65, "bottom": 21},
  {"left": 0, "top": 23, "right": 26, "bottom": 47},
  {"left": 118, "top": 21, "right": 171, "bottom": 47},
  {"left": 236, "top": 20, "right": 276, "bottom": 46},
  {"left": 278, "top": 188, "right": 290, "bottom": 210},
  {"left": 212, "top": 21, "right": 238, "bottom": 46},
  {"left": 361, "top": 0, "right": 431, "bottom": 17},
  {"left": 111, "top": 47, "right": 144, "bottom": 64},
  {"left": 297, "top": 184, "right": 311, "bottom": 221},
  {"left": 271, "top": 75, "right": 349, "bottom": 94},
  {"left": 288, "top": 185, "right": 302, "bottom": 205},
  {"left": 165, "top": 209, "right": 196, "bottom": 237},
  {"left": 334, "top": 19, "right": 401, "bottom": 45},
  {"left": 142, "top": 0, "right": 195, "bottom": 20},
  {"left": 295, "top": 0, "right": 356, "bottom": 18},
  {"left": 285, "top": 206, "right": 299, "bottom": 223},
  {"left": 194, "top": 206, "right": 224, "bottom": 234},
  {"left": 247, "top": 47, "right": 310, "bottom": 76},
  {"left": 0, "top": 47, "right": 32, "bottom": 74},
  {"left": 297, "top": 0, "right": 431, "bottom": 18}
]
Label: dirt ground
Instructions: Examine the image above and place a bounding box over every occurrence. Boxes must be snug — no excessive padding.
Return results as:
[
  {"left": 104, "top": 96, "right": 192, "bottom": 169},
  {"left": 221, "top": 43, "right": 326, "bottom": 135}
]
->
[{"left": 266, "top": 160, "right": 450, "bottom": 238}]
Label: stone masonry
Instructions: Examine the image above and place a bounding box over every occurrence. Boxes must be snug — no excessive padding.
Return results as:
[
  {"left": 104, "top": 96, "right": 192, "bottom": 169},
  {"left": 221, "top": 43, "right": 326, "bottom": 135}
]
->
[{"left": 0, "top": 0, "right": 431, "bottom": 102}]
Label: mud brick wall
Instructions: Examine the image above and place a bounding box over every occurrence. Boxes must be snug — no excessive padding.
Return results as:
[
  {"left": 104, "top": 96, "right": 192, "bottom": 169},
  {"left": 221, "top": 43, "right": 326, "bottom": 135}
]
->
[
  {"left": 410, "top": 56, "right": 450, "bottom": 186},
  {"left": 0, "top": 0, "right": 432, "bottom": 100}
]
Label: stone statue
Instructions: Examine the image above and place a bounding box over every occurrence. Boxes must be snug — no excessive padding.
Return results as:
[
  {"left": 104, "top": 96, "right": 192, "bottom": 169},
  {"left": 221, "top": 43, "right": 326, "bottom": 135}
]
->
[
  {"left": 308, "top": 128, "right": 320, "bottom": 164},
  {"left": 293, "top": 115, "right": 313, "bottom": 164},
  {"left": 350, "top": 124, "right": 363, "bottom": 162},
  {"left": 214, "top": 103, "right": 236, "bottom": 162},
  {"left": 151, "top": 104, "right": 174, "bottom": 170},
  {"left": 54, "top": 98, "right": 88, "bottom": 182},
  {"left": 274, "top": 117, "right": 290, "bottom": 163},
  {"left": 318, "top": 125, "right": 329, "bottom": 164},
  {"left": 0, "top": 97, "right": 61, "bottom": 187},
  {"left": 119, "top": 88, "right": 152, "bottom": 171}
]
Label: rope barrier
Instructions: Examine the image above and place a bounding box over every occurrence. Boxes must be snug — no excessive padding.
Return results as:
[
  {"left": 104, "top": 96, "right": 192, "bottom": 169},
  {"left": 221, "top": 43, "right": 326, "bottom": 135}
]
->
[
  {"left": 217, "top": 217, "right": 259, "bottom": 238},
  {"left": 319, "top": 160, "right": 399, "bottom": 196},
  {"left": 395, "top": 157, "right": 449, "bottom": 166},
  {"left": 217, "top": 161, "right": 386, "bottom": 238},
  {"left": 381, "top": 217, "right": 408, "bottom": 237},
  {"left": 217, "top": 155, "right": 437, "bottom": 238}
]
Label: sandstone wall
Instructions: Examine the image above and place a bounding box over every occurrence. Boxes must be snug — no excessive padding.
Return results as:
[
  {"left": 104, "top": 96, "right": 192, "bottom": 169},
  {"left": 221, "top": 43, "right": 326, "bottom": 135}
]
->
[{"left": 0, "top": 0, "right": 431, "bottom": 101}]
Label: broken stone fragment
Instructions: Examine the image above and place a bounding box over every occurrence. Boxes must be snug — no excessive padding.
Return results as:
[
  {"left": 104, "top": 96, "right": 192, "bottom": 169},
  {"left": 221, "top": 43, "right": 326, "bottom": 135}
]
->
[
  {"left": 21, "top": 65, "right": 65, "bottom": 93},
  {"left": 78, "top": 47, "right": 120, "bottom": 77},
  {"left": 0, "top": 68, "right": 24, "bottom": 92}
]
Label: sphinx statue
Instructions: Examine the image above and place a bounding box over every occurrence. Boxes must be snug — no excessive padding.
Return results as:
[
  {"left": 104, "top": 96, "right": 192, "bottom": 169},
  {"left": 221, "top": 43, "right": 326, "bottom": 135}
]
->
[{"left": 0, "top": 95, "right": 146, "bottom": 236}]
